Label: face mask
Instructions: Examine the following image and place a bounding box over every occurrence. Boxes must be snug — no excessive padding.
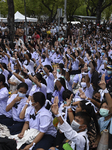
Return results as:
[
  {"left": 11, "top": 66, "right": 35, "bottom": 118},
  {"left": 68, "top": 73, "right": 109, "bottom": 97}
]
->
[
  {"left": 107, "top": 70, "right": 112, "bottom": 75},
  {"left": 71, "top": 120, "right": 81, "bottom": 131},
  {"left": 88, "top": 67, "right": 91, "bottom": 71},
  {"left": 52, "top": 49, "right": 55, "bottom": 53},
  {"left": 48, "top": 49, "right": 50, "bottom": 52},
  {"left": 32, "top": 82, "right": 36, "bottom": 85},
  {"left": 91, "top": 50, "right": 93, "bottom": 53},
  {"left": 100, "top": 108, "right": 109, "bottom": 117},
  {"left": 81, "top": 82, "right": 86, "bottom": 88},
  {"left": 103, "top": 60, "right": 107, "bottom": 64},
  {"left": 18, "top": 92, "right": 26, "bottom": 98},
  {"left": 57, "top": 68, "right": 60, "bottom": 73},
  {"left": 64, "top": 101, "right": 67, "bottom": 104},
  {"left": 0, "top": 68, "right": 2, "bottom": 73},
  {"left": 101, "top": 52, "right": 105, "bottom": 56},
  {"left": 43, "top": 70, "right": 46, "bottom": 75},
  {"left": 65, "top": 44, "right": 67, "bottom": 48}
]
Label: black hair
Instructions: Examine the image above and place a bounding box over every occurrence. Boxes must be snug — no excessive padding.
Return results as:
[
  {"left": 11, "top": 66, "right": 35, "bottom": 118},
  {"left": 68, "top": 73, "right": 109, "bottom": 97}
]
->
[
  {"left": 100, "top": 100, "right": 108, "bottom": 108},
  {"left": 62, "top": 89, "right": 73, "bottom": 101},
  {"left": 75, "top": 112, "right": 91, "bottom": 126},
  {"left": 44, "top": 65, "right": 53, "bottom": 73},
  {"left": 26, "top": 52, "right": 31, "bottom": 59},
  {"left": 91, "top": 60, "right": 97, "bottom": 68},
  {"left": 1, "top": 63, "right": 7, "bottom": 70},
  {"left": 79, "top": 100, "right": 100, "bottom": 136},
  {"left": 33, "top": 92, "right": 45, "bottom": 107},
  {"left": 17, "top": 82, "right": 28, "bottom": 91},
  {"left": 21, "top": 70, "right": 28, "bottom": 78},
  {"left": 58, "top": 63, "right": 65, "bottom": 75},
  {"left": 58, "top": 77, "right": 66, "bottom": 90},
  {"left": 0, "top": 74, "right": 5, "bottom": 84},
  {"left": 59, "top": 63, "right": 64, "bottom": 70},
  {"left": 35, "top": 73, "right": 47, "bottom": 86}
]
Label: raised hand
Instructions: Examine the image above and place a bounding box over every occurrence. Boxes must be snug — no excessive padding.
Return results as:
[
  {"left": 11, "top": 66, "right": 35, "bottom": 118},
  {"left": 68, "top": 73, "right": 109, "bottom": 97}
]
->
[
  {"left": 14, "top": 94, "right": 23, "bottom": 102},
  {"left": 66, "top": 94, "right": 73, "bottom": 106},
  {"left": 98, "top": 74, "right": 106, "bottom": 90},
  {"left": 51, "top": 96, "right": 59, "bottom": 115},
  {"left": 79, "top": 88, "right": 86, "bottom": 99}
]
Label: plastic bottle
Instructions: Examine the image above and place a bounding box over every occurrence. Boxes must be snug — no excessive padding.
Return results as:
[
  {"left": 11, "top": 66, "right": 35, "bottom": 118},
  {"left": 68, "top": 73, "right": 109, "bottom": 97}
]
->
[
  {"left": 63, "top": 143, "right": 73, "bottom": 150},
  {"left": 97, "top": 129, "right": 108, "bottom": 150}
]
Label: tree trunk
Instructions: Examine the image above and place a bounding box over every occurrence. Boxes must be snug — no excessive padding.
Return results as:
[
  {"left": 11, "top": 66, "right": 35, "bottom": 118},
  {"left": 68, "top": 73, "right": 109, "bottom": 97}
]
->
[
  {"left": 96, "top": 0, "right": 103, "bottom": 25},
  {"left": 7, "top": 0, "right": 14, "bottom": 46}
]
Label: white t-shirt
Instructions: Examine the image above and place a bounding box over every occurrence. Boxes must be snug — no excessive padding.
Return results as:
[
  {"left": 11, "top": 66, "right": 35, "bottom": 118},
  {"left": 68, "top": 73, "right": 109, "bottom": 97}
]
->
[{"left": 23, "top": 60, "right": 35, "bottom": 75}]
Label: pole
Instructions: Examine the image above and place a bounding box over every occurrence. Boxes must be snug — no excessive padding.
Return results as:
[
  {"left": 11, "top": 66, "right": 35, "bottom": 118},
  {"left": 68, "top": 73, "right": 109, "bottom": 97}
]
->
[
  {"left": 24, "top": 0, "right": 27, "bottom": 38},
  {"left": 63, "top": 0, "right": 67, "bottom": 37}
]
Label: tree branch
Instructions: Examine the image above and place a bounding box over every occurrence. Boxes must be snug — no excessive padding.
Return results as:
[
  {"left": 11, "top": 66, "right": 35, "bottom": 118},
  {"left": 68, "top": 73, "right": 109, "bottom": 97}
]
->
[
  {"left": 101, "top": 1, "right": 112, "bottom": 12},
  {"left": 41, "top": 0, "right": 52, "bottom": 12}
]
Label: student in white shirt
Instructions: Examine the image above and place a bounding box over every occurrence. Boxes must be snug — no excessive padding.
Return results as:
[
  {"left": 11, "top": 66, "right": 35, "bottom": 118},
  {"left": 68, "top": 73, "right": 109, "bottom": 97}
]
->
[
  {"left": 0, "top": 74, "right": 12, "bottom": 125},
  {"left": 10, "top": 70, "right": 32, "bottom": 96},
  {"left": 0, "top": 63, "right": 10, "bottom": 84},
  {"left": 23, "top": 52, "right": 35, "bottom": 75},
  {"left": 39, "top": 62, "right": 54, "bottom": 101},
  {"left": 50, "top": 97, "right": 90, "bottom": 150},
  {"left": 5, "top": 83, "right": 28, "bottom": 135},
  {"left": 19, "top": 92, "right": 57, "bottom": 150},
  {"left": 24, "top": 71, "right": 47, "bottom": 102},
  {"left": 74, "top": 74, "right": 94, "bottom": 101}
]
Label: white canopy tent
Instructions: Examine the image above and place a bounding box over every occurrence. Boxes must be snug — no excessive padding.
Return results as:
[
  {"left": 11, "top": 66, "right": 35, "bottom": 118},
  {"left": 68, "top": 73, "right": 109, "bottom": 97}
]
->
[
  {"left": 0, "top": 17, "right": 7, "bottom": 23},
  {"left": 14, "top": 11, "right": 38, "bottom": 22}
]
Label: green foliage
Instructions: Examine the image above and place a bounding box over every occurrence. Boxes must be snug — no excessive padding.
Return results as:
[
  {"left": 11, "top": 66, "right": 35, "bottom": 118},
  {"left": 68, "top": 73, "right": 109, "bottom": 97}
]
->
[
  {"left": 0, "top": 0, "right": 8, "bottom": 17},
  {"left": 0, "top": 0, "right": 112, "bottom": 21}
]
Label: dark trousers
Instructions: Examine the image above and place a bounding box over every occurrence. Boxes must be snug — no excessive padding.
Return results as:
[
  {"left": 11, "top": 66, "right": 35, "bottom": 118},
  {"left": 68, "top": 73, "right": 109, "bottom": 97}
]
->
[{"left": 0, "top": 115, "right": 24, "bottom": 135}]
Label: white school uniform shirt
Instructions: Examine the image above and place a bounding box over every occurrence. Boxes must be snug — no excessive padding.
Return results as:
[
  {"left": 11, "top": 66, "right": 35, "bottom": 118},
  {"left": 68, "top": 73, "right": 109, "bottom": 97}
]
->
[
  {"left": 1, "top": 69, "right": 9, "bottom": 84},
  {"left": 73, "top": 74, "right": 82, "bottom": 84},
  {"left": 42, "top": 57, "right": 51, "bottom": 66},
  {"left": 7, "top": 94, "right": 27, "bottom": 122},
  {"left": 23, "top": 60, "right": 35, "bottom": 75},
  {"left": 29, "top": 83, "right": 47, "bottom": 98},
  {"left": 74, "top": 84, "right": 94, "bottom": 101},
  {"left": 24, "top": 78, "right": 32, "bottom": 96},
  {"left": 25, "top": 106, "right": 57, "bottom": 137},
  {"left": 66, "top": 79, "right": 73, "bottom": 92},
  {"left": 0, "top": 87, "right": 12, "bottom": 118},
  {"left": 0, "top": 55, "right": 8, "bottom": 65},
  {"left": 98, "top": 64, "right": 106, "bottom": 75},
  {"left": 45, "top": 73, "right": 54, "bottom": 94},
  {"left": 71, "top": 58, "right": 79, "bottom": 70},
  {"left": 59, "top": 120, "right": 89, "bottom": 150},
  {"left": 9, "top": 75, "right": 21, "bottom": 93},
  {"left": 53, "top": 54, "right": 62, "bottom": 64}
]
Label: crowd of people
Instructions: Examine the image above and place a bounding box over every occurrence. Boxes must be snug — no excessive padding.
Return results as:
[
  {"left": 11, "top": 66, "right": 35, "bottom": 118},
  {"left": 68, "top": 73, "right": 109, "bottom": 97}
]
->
[{"left": 0, "top": 20, "right": 112, "bottom": 150}]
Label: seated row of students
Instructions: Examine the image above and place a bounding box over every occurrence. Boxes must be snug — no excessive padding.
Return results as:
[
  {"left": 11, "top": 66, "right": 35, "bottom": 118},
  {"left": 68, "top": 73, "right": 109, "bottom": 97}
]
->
[{"left": 0, "top": 72, "right": 112, "bottom": 150}]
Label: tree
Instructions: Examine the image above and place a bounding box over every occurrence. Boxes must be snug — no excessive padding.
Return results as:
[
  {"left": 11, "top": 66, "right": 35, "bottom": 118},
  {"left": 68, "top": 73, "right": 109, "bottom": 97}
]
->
[
  {"left": 96, "top": 0, "right": 112, "bottom": 24},
  {"left": 40, "top": 0, "right": 63, "bottom": 22},
  {"left": 7, "top": 0, "right": 14, "bottom": 45},
  {"left": 85, "top": 0, "right": 112, "bottom": 24},
  {"left": 67, "top": 0, "right": 82, "bottom": 21}
]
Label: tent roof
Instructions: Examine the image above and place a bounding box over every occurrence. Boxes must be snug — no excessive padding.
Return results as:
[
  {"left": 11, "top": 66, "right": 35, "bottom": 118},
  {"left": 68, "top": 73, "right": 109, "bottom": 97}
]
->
[
  {"left": 0, "top": 17, "right": 7, "bottom": 22},
  {"left": 74, "top": 15, "right": 96, "bottom": 20},
  {"left": 15, "top": 11, "right": 38, "bottom": 22}
]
